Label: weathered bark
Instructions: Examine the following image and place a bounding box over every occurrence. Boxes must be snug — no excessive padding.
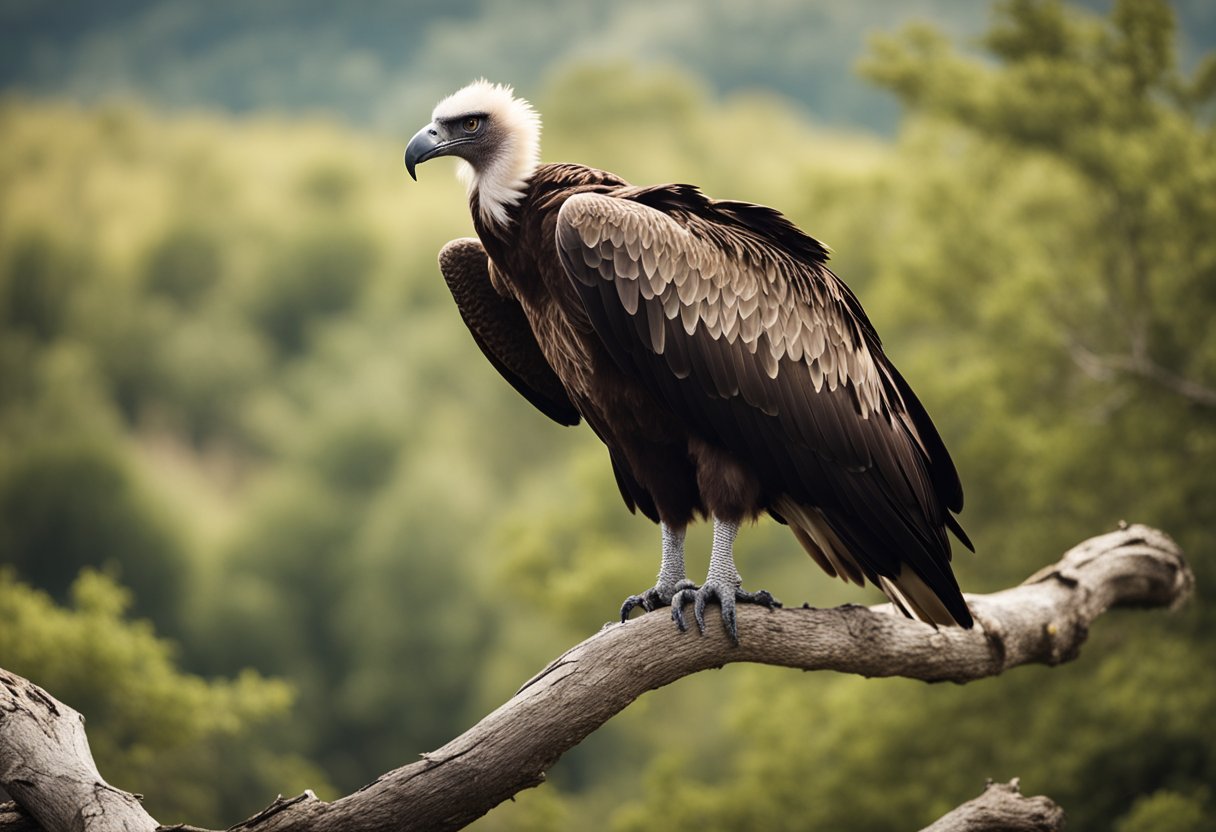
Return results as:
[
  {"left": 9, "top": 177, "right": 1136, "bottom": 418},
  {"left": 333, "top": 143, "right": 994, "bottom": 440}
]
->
[
  {"left": 0, "top": 524, "right": 1192, "bottom": 832},
  {"left": 0, "top": 670, "right": 157, "bottom": 832},
  {"left": 921, "top": 779, "right": 1065, "bottom": 832}
]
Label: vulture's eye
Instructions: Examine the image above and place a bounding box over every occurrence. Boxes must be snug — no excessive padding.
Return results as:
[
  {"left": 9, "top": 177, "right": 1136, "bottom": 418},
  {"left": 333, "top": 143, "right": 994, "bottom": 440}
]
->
[{"left": 463, "top": 117, "right": 481, "bottom": 133}]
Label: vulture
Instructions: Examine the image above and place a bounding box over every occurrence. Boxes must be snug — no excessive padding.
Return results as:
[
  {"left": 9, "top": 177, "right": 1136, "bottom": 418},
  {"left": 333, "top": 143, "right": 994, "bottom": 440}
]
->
[{"left": 405, "top": 80, "right": 973, "bottom": 641}]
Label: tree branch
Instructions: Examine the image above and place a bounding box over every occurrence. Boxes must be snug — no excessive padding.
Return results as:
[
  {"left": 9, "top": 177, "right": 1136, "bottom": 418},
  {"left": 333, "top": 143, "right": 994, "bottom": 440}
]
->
[
  {"left": 921, "top": 779, "right": 1064, "bottom": 832},
  {"left": 1069, "top": 340, "right": 1216, "bottom": 408},
  {"left": 0, "top": 524, "right": 1192, "bottom": 832},
  {"left": 0, "top": 670, "right": 157, "bottom": 832}
]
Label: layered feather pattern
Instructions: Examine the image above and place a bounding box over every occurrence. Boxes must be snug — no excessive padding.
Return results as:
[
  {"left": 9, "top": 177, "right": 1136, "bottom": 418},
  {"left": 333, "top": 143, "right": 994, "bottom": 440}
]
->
[{"left": 553, "top": 186, "right": 973, "bottom": 626}]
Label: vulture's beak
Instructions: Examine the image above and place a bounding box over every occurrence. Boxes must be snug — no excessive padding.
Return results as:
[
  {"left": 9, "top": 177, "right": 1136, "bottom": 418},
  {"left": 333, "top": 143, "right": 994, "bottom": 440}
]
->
[{"left": 405, "top": 124, "right": 443, "bottom": 181}]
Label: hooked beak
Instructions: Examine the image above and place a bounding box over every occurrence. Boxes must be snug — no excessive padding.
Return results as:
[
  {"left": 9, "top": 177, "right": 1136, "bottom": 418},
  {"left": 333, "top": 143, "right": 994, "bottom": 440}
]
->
[{"left": 405, "top": 124, "right": 443, "bottom": 181}]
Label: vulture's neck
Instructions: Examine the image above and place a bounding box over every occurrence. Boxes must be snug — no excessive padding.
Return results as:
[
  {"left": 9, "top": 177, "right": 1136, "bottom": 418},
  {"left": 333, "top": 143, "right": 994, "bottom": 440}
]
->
[{"left": 460, "top": 130, "right": 540, "bottom": 230}]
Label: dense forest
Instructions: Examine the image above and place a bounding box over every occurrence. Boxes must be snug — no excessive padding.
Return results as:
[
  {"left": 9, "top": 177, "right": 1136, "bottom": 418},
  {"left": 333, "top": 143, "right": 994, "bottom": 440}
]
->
[{"left": 1, "top": 1, "right": 1213, "bottom": 829}]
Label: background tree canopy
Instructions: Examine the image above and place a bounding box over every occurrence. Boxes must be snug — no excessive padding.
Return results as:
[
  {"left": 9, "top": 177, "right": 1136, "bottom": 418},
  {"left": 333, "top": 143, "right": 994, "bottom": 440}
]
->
[{"left": 0, "top": 1, "right": 1212, "bottom": 829}]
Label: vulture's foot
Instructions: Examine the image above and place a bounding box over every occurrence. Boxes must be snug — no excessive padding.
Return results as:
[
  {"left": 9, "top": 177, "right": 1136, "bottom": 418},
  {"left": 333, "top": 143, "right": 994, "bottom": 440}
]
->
[
  {"left": 620, "top": 579, "right": 698, "bottom": 621},
  {"left": 671, "top": 582, "right": 781, "bottom": 643}
]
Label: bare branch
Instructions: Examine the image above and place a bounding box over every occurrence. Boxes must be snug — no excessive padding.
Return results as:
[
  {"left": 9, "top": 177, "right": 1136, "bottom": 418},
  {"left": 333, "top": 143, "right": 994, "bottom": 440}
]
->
[
  {"left": 0, "top": 670, "right": 157, "bottom": 832},
  {"left": 921, "top": 779, "right": 1064, "bottom": 832},
  {"left": 1070, "top": 340, "right": 1216, "bottom": 408},
  {"left": 0, "top": 524, "right": 1192, "bottom": 832}
]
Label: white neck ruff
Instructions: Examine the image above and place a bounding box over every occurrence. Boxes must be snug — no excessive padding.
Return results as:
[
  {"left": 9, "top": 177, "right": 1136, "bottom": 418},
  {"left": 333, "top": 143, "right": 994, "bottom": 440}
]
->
[{"left": 433, "top": 80, "right": 541, "bottom": 229}]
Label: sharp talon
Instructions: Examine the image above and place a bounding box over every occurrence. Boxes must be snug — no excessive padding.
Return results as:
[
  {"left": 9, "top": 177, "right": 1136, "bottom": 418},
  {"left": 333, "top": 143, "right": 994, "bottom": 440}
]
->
[
  {"left": 671, "top": 589, "right": 694, "bottom": 631},
  {"left": 673, "top": 607, "right": 687, "bottom": 632},
  {"left": 622, "top": 580, "right": 700, "bottom": 623},
  {"left": 717, "top": 591, "right": 738, "bottom": 642},
  {"left": 619, "top": 596, "right": 642, "bottom": 622},
  {"left": 666, "top": 582, "right": 779, "bottom": 639},
  {"left": 632, "top": 578, "right": 773, "bottom": 637},
  {"left": 738, "top": 587, "right": 781, "bottom": 611},
  {"left": 694, "top": 589, "right": 708, "bottom": 634},
  {"left": 723, "top": 604, "right": 738, "bottom": 644}
]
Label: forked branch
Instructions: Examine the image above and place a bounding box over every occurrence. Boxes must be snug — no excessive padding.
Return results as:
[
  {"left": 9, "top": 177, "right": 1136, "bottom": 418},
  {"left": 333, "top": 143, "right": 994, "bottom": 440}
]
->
[{"left": 923, "top": 779, "right": 1064, "bottom": 832}]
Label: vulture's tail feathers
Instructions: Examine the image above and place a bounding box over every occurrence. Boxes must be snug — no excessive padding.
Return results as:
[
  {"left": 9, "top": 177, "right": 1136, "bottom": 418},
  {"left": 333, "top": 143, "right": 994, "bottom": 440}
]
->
[{"left": 776, "top": 496, "right": 971, "bottom": 628}]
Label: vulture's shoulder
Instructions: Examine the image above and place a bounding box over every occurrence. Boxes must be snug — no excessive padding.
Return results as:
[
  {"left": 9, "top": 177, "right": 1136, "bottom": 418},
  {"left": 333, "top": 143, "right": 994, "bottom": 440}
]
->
[
  {"left": 610, "top": 183, "right": 832, "bottom": 268},
  {"left": 531, "top": 163, "right": 631, "bottom": 194}
]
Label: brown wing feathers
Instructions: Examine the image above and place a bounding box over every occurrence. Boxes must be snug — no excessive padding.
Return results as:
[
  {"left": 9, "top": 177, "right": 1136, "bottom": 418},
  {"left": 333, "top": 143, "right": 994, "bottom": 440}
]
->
[
  {"left": 556, "top": 190, "right": 972, "bottom": 627},
  {"left": 438, "top": 238, "right": 581, "bottom": 427}
]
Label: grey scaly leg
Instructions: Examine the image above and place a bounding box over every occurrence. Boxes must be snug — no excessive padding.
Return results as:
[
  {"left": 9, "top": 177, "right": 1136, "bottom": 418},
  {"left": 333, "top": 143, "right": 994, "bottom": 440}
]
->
[
  {"left": 672, "top": 516, "right": 780, "bottom": 642},
  {"left": 657, "top": 522, "right": 688, "bottom": 587},
  {"left": 619, "top": 523, "right": 698, "bottom": 621},
  {"left": 706, "top": 516, "right": 742, "bottom": 587}
]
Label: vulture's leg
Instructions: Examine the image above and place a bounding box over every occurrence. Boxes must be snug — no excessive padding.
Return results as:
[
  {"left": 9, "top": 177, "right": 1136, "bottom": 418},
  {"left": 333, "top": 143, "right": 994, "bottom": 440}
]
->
[
  {"left": 619, "top": 523, "right": 697, "bottom": 621},
  {"left": 671, "top": 516, "right": 780, "bottom": 642}
]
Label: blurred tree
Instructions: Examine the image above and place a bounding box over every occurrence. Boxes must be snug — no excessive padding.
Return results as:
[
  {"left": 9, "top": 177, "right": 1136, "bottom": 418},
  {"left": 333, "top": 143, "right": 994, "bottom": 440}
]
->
[
  {"left": 142, "top": 223, "right": 224, "bottom": 306},
  {"left": 251, "top": 224, "right": 378, "bottom": 357},
  {"left": 0, "top": 438, "right": 188, "bottom": 629},
  {"left": 1115, "top": 789, "right": 1213, "bottom": 832},
  {"left": 858, "top": 0, "right": 1216, "bottom": 595},
  {"left": 864, "top": 0, "right": 1216, "bottom": 424},
  {"left": 0, "top": 229, "right": 88, "bottom": 342},
  {"left": 298, "top": 161, "right": 362, "bottom": 210}
]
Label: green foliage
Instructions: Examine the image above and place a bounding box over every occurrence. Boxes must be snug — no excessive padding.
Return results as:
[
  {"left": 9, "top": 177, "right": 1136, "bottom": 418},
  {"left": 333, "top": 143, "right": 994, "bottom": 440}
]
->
[
  {"left": 0, "top": 569, "right": 330, "bottom": 826},
  {"left": 0, "top": 438, "right": 188, "bottom": 627},
  {"left": 142, "top": 223, "right": 224, "bottom": 305},
  {"left": 251, "top": 224, "right": 378, "bottom": 356},
  {"left": 0, "top": 229, "right": 88, "bottom": 341},
  {"left": 1116, "top": 789, "right": 1215, "bottom": 832}
]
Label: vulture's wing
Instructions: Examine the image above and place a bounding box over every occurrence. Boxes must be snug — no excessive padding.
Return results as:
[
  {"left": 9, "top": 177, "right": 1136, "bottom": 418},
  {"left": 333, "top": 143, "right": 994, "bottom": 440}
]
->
[
  {"left": 555, "top": 188, "right": 972, "bottom": 626},
  {"left": 439, "top": 238, "right": 580, "bottom": 426}
]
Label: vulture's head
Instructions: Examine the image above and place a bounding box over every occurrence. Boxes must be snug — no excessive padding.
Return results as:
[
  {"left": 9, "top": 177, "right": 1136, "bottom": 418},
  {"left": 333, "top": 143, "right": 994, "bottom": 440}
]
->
[{"left": 405, "top": 80, "right": 541, "bottom": 227}]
